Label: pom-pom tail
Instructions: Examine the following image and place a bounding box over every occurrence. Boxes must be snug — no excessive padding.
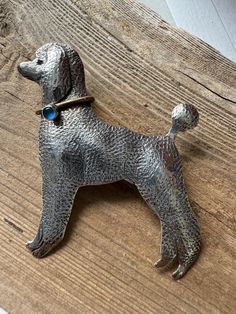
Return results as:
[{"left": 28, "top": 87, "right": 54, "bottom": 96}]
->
[{"left": 168, "top": 103, "right": 199, "bottom": 140}]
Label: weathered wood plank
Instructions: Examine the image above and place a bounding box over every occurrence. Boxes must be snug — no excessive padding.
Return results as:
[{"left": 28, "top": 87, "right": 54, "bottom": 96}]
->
[{"left": 0, "top": 0, "right": 235, "bottom": 313}]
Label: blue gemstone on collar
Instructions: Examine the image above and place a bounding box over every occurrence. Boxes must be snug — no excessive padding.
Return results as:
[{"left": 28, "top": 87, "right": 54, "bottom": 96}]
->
[{"left": 42, "top": 105, "right": 58, "bottom": 120}]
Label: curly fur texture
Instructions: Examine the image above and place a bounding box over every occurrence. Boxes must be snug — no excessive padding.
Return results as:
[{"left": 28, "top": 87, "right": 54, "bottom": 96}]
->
[{"left": 18, "top": 43, "right": 201, "bottom": 280}]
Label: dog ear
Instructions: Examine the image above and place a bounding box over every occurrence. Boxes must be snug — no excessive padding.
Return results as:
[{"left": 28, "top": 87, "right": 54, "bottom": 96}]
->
[{"left": 43, "top": 45, "right": 72, "bottom": 103}]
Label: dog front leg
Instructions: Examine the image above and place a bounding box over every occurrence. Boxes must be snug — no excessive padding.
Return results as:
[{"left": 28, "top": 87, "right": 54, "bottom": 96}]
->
[{"left": 27, "top": 167, "right": 79, "bottom": 258}]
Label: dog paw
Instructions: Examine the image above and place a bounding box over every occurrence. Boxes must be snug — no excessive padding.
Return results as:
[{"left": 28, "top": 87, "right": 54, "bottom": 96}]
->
[
  {"left": 26, "top": 227, "right": 63, "bottom": 258},
  {"left": 26, "top": 239, "right": 52, "bottom": 258},
  {"left": 155, "top": 221, "right": 201, "bottom": 279}
]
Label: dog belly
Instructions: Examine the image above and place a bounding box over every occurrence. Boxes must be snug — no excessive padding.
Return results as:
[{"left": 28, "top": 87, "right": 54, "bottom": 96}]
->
[{"left": 82, "top": 154, "right": 124, "bottom": 185}]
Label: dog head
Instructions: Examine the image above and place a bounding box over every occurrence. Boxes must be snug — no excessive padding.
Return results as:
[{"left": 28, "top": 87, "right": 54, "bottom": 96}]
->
[{"left": 18, "top": 43, "right": 86, "bottom": 104}]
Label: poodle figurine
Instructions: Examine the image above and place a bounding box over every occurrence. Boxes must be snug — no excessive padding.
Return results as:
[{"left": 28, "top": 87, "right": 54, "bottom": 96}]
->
[{"left": 18, "top": 43, "right": 200, "bottom": 279}]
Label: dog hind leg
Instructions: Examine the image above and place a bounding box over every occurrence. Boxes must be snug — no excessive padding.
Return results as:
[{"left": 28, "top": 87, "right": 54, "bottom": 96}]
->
[{"left": 136, "top": 171, "right": 200, "bottom": 279}]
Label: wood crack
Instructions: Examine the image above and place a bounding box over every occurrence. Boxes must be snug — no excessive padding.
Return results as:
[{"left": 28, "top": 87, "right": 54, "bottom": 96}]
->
[
  {"left": 177, "top": 70, "right": 236, "bottom": 106},
  {"left": 3, "top": 217, "right": 23, "bottom": 233},
  {"left": 4, "top": 90, "right": 25, "bottom": 102},
  {"left": 192, "top": 200, "right": 236, "bottom": 233}
]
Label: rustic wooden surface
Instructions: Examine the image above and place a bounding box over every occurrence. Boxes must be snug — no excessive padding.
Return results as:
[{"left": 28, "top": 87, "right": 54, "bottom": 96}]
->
[{"left": 0, "top": 0, "right": 235, "bottom": 313}]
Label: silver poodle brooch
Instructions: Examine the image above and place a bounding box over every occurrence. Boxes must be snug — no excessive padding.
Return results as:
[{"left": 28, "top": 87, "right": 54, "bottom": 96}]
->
[{"left": 18, "top": 43, "right": 200, "bottom": 280}]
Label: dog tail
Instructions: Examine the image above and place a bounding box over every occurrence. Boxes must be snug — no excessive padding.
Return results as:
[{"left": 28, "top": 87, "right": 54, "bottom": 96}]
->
[{"left": 168, "top": 103, "right": 199, "bottom": 140}]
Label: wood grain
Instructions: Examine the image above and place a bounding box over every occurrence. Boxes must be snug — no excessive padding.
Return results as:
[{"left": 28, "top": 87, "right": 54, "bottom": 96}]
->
[{"left": 0, "top": 0, "right": 235, "bottom": 313}]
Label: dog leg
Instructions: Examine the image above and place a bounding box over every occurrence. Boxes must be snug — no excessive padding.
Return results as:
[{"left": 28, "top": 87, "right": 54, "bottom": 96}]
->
[
  {"left": 136, "top": 172, "right": 200, "bottom": 279},
  {"left": 27, "top": 167, "right": 78, "bottom": 258}
]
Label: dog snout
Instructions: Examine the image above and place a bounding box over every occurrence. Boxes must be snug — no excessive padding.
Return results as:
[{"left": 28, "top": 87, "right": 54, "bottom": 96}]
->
[
  {"left": 17, "top": 62, "right": 24, "bottom": 74},
  {"left": 18, "top": 61, "right": 32, "bottom": 76},
  {"left": 18, "top": 61, "right": 41, "bottom": 81}
]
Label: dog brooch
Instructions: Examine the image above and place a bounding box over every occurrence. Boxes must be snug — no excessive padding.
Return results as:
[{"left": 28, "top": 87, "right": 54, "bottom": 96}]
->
[{"left": 18, "top": 43, "right": 200, "bottom": 280}]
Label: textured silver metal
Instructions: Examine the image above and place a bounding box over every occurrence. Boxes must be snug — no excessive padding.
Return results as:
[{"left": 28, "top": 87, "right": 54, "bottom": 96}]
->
[{"left": 18, "top": 43, "right": 201, "bottom": 280}]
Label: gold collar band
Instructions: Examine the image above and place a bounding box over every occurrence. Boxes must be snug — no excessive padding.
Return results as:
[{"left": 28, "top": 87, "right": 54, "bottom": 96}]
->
[{"left": 36, "top": 96, "right": 95, "bottom": 120}]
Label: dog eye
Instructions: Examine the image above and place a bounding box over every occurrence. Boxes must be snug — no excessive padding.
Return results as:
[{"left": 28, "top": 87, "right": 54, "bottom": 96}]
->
[{"left": 37, "top": 59, "right": 43, "bottom": 65}]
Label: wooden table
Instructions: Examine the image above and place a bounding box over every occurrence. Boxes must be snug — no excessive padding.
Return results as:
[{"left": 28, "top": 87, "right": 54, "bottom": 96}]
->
[{"left": 0, "top": 0, "right": 235, "bottom": 313}]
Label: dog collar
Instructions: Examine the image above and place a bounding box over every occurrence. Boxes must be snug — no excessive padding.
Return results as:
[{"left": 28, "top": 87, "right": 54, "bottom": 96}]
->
[{"left": 36, "top": 96, "right": 95, "bottom": 120}]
